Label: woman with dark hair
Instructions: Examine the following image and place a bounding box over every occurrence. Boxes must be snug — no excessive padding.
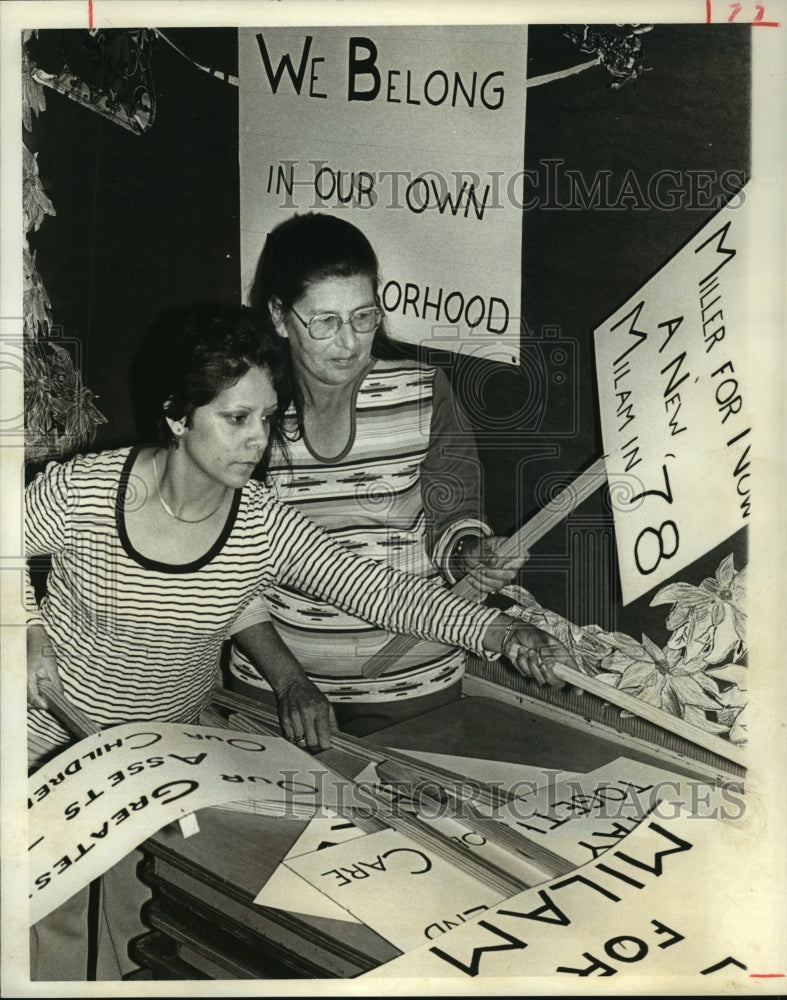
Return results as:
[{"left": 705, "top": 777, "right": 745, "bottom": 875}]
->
[
  {"left": 228, "top": 213, "right": 544, "bottom": 738},
  {"left": 26, "top": 299, "right": 572, "bottom": 767},
  {"left": 26, "top": 301, "right": 574, "bottom": 979}
]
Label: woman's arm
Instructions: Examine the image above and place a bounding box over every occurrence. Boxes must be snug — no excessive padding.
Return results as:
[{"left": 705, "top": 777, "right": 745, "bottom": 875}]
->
[
  {"left": 25, "top": 457, "right": 72, "bottom": 560},
  {"left": 421, "top": 368, "right": 527, "bottom": 594},
  {"left": 480, "top": 613, "right": 574, "bottom": 686},
  {"left": 25, "top": 459, "right": 72, "bottom": 707},
  {"left": 264, "top": 497, "right": 573, "bottom": 679},
  {"left": 229, "top": 595, "right": 338, "bottom": 751},
  {"left": 420, "top": 367, "right": 490, "bottom": 562},
  {"left": 232, "top": 620, "right": 337, "bottom": 752}
]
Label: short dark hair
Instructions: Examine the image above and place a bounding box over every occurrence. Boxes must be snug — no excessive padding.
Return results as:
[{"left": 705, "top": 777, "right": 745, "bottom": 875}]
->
[{"left": 155, "top": 304, "right": 287, "bottom": 457}]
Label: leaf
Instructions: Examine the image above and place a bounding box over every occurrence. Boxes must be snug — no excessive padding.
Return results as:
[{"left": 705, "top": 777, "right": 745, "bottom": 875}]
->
[
  {"left": 716, "top": 685, "right": 747, "bottom": 710},
  {"left": 670, "top": 673, "right": 722, "bottom": 711},
  {"left": 650, "top": 582, "right": 704, "bottom": 607},
  {"left": 500, "top": 584, "right": 540, "bottom": 611},
  {"left": 666, "top": 620, "right": 698, "bottom": 651},
  {"left": 618, "top": 659, "right": 660, "bottom": 693},
  {"left": 682, "top": 705, "right": 731, "bottom": 735},
  {"left": 729, "top": 719, "right": 749, "bottom": 747},
  {"left": 607, "top": 632, "right": 648, "bottom": 658},
  {"left": 600, "top": 650, "right": 640, "bottom": 676},
  {"left": 572, "top": 626, "right": 608, "bottom": 652},
  {"left": 731, "top": 606, "right": 747, "bottom": 645},
  {"left": 686, "top": 668, "right": 721, "bottom": 695},
  {"left": 706, "top": 662, "right": 748, "bottom": 690},
  {"left": 717, "top": 705, "right": 745, "bottom": 727},
  {"left": 727, "top": 707, "right": 748, "bottom": 746},
  {"left": 571, "top": 647, "right": 609, "bottom": 677},
  {"left": 23, "top": 339, "right": 108, "bottom": 459},
  {"left": 22, "top": 52, "right": 47, "bottom": 133},
  {"left": 664, "top": 605, "right": 692, "bottom": 631},
  {"left": 593, "top": 671, "right": 623, "bottom": 688},
  {"left": 634, "top": 675, "right": 667, "bottom": 708},
  {"left": 24, "top": 167, "right": 56, "bottom": 233},
  {"left": 639, "top": 633, "right": 664, "bottom": 661},
  {"left": 659, "top": 684, "right": 683, "bottom": 716},
  {"left": 715, "top": 553, "right": 735, "bottom": 588}
]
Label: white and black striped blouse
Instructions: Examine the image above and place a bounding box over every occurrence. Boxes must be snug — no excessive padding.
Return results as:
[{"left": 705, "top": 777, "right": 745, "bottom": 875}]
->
[{"left": 25, "top": 447, "right": 499, "bottom": 766}]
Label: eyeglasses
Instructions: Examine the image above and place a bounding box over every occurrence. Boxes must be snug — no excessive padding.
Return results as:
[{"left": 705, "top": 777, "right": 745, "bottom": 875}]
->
[{"left": 290, "top": 304, "right": 383, "bottom": 341}]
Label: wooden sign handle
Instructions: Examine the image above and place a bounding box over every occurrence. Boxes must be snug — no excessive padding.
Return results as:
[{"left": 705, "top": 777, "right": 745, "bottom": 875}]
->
[
  {"left": 361, "top": 456, "right": 609, "bottom": 678},
  {"left": 553, "top": 664, "right": 747, "bottom": 769},
  {"left": 38, "top": 678, "right": 99, "bottom": 738}
]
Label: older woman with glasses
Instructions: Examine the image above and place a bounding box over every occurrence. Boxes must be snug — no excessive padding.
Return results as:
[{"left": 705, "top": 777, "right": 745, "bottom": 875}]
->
[{"left": 229, "top": 212, "right": 558, "bottom": 742}]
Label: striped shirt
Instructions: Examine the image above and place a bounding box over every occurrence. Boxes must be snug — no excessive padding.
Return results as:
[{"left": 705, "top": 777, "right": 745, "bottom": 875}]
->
[
  {"left": 230, "top": 360, "right": 492, "bottom": 702},
  {"left": 25, "top": 445, "right": 500, "bottom": 766}
]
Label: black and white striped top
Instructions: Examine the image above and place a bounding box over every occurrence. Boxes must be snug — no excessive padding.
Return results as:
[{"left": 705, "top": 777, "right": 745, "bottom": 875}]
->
[{"left": 26, "top": 447, "right": 500, "bottom": 766}]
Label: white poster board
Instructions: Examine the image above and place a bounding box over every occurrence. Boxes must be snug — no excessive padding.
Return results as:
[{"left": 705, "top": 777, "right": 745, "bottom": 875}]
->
[
  {"left": 239, "top": 25, "right": 528, "bottom": 362},
  {"left": 27, "top": 723, "right": 346, "bottom": 925},
  {"left": 365, "top": 810, "right": 768, "bottom": 981},
  {"left": 0, "top": 2, "right": 785, "bottom": 996},
  {"left": 595, "top": 183, "right": 755, "bottom": 605}
]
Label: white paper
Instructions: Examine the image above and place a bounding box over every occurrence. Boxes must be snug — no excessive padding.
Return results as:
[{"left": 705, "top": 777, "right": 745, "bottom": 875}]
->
[
  {"left": 365, "top": 809, "right": 765, "bottom": 979},
  {"left": 252, "top": 812, "right": 367, "bottom": 922},
  {"left": 28, "top": 722, "right": 348, "bottom": 924},
  {"left": 253, "top": 864, "right": 361, "bottom": 923},
  {"left": 492, "top": 756, "right": 745, "bottom": 868},
  {"left": 239, "top": 25, "right": 528, "bottom": 362},
  {"left": 595, "top": 183, "right": 756, "bottom": 604},
  {"left": 283, "top": 827, "right": 507, "bottom": 952}
]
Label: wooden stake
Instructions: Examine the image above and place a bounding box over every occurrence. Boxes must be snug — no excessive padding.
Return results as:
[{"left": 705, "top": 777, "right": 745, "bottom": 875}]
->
[
  {"left": 553, "top": 664, "right": 747, "bottom": 769},
  {"left": 360, "top": 457, "right": 609, "bottom": 678}
]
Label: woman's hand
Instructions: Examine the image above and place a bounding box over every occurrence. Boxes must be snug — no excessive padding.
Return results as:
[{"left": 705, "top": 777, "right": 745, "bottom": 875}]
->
[
  {"left": 27, "top": 625, "right": 63, "bottom": 709},
  {"left": 503, "top": 623, "right": 577, "bottom": 687},
  {"left": 455, "top": 535, "right": 529, "bottom": 596},
  {"left": 232, "top": 621, "right": 339, "bottom": 753},
  {"left": 483, "top": 615, "right": 577, "bottom": 687},
  {"left": 274, "top": 674, "right": 338, "bottom": 754}
]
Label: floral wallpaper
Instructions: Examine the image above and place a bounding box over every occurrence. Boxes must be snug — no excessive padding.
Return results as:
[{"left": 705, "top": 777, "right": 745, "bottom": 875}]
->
[
  {"left": 504, "top": 553, "right": 747, "bottom": 748},
  {"left": 22, "top": 31, "right": 107, "bottom": 465}
]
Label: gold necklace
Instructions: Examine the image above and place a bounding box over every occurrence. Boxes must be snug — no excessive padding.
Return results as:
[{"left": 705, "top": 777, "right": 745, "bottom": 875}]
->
[{"left": 152, "top": 452, "right": 227, "bottom": 524}]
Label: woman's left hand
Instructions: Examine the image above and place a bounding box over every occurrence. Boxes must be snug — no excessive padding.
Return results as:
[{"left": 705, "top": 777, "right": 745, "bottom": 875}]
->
[
  {"left": 458, "top": 535, "right": 529, "bottom": 596},
  {"left": 501, "top": 622, "right": 577, "bottom": 688}
]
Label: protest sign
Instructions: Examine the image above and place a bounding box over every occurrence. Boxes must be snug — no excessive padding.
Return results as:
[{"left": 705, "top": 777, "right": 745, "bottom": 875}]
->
[
  {"left": 28, "top": 723, "right": 343, "bottom": 925},
  {"left": 365, "top": 809, "right": 762, "bottom": 980},
  {"left": 491, "top": 757, "right": 745, "bottom": 872},
  {"left": 253, "top": 812, "right": 367, "bottom": 921},
  {"left": 239, "top": 25, "right": 528, "bottom": 361},
  {"left": 595, "top": 183, "right": 755, "bottom": 604},
  {"left": 283, "top": 826, "right": 505, "bottom": 953}
]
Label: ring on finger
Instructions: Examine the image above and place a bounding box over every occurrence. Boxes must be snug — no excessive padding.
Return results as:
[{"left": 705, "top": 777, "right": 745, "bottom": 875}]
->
[{"left": 294, "top": 735, "right": 307, "bottom": 746}]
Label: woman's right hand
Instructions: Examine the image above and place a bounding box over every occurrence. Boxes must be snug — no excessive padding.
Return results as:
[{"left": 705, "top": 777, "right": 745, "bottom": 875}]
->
[
  {"left": 275, "top": 674, "right": 338, "bottom": 754},
  {"left": 482, "top": 614, "right": 577, "bottom": 688},
  {"left": 27, "top": 625, "right": 63, "bottom": 709}
]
